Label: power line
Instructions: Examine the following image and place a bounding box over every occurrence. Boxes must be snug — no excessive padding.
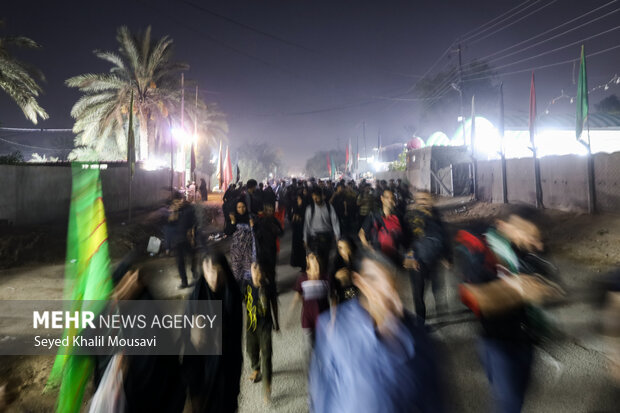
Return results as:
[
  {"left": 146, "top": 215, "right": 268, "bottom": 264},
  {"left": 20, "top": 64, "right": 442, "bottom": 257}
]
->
[
  {"left": 476, "top": 0, "right": 619, "bottom": 63},
  {"left": 464, "top": 24, "right": 620, "bottom": 79},
  {"left": 463, "top": 42, "right": 620, "bottom": 82},
  {"left": 474, "top": 0, "right": 620, "bottom": 67},
  {"left": 0, "top": 127, "right": 73, "bottom": 132},
  {"left": 461, "top": 0, "right": 546, "bottom": 43},
  {"left": 179, "top": 0, "right": 317, "bottom": 54},
  {"left": 459, "top": 0, "right": 533, "bottom": 40},
  {"left": 0, "top": 135, "right": 74, "bottom": 151},
  {"left": 468, "top": 0, "right": 560, "bottom": 46}
]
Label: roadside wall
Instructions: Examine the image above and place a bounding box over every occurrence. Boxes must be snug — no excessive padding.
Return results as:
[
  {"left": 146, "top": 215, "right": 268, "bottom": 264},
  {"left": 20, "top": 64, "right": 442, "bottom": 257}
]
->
[
  {"left": 475, "top": 153, "right": 619, "bottom": 213},
  {"left": 0, "top": 164, "right": 177, "bottom": 226}
]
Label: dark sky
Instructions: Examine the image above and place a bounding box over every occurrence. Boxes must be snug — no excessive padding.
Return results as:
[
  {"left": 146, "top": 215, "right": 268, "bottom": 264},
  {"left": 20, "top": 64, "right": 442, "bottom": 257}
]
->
[{"left": 2, "top": 0, "right": 620, "bottom": 168}]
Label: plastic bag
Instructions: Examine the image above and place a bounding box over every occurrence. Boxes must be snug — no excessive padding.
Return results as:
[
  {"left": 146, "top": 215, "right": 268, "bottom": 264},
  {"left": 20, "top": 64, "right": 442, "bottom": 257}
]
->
[{"left": 89, "top": 354, "right": 126, "bottom": 413}]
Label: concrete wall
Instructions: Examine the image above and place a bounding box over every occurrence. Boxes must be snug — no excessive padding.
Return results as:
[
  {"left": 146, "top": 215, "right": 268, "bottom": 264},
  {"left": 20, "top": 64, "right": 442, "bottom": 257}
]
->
[
  {"left": 594, "top": 152, "right": 620, "bottom": 213},
  {"left": 474, "top": 153, "right": 620, "bottom": 213},
  {"left": 0, "top": 164, "right": 178, "bottom": 226}
]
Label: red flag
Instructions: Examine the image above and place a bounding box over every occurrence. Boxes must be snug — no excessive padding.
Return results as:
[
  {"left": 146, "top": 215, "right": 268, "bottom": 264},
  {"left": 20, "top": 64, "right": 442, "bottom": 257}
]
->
[
  {"left": 216, "top": 140, "right": 223, "bottom": 189},
  {"left": 529, "top": 72, "right": 536, "bottom": 146},
  {"left": 326, "top": 153, "right": 332, "bottom": 177},
  {"left": 223, "top": 146, "right": 233, "bottom": 190}
]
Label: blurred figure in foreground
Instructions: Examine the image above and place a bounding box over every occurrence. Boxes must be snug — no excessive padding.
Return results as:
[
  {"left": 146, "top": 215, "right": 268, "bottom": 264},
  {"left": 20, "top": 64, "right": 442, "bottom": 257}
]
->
[
  {"left": 404, "top": 190, "right": 451, "bottom": 323},
  {"left": 309, "top": 250, "right": 443, "bottom": 413},
  {"left": 454, "top": 205, "right": 560, "bottom": 413},
  {"left": 184, "top": 253, "right": 243, "bottom": 413}
]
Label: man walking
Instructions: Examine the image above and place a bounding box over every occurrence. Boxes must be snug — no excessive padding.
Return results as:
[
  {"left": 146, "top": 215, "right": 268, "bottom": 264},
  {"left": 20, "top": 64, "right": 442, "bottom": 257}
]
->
[{"left": 303, "top": 187, "right": 340, "bottom": 271}]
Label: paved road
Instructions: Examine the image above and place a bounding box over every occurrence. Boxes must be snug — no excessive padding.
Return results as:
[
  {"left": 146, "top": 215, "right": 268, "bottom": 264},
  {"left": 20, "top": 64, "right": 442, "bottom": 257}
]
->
[
  {"left": 0, "top": 227, "right": 617, "bottom": 412},
  {"left": 231, "top": 231, "right": 619, "bottom": 412}
]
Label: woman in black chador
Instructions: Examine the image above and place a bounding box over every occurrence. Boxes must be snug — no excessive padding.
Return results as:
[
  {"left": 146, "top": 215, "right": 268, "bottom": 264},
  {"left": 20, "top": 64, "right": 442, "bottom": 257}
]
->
[{"left": 184, "top": 252, "right": 243, "bottom": 413}]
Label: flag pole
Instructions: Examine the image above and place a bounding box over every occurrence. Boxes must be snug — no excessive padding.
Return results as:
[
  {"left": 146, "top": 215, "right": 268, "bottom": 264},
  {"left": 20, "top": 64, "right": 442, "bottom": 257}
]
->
[
  {"left": 499, "top": 83, "right": 508, "bottom": 204},
  {"left": 181, "top": 73, "right": 185, "bottom": 192},
  {"left": 194, "top": 85, "right": 198, "bottom": 202}
]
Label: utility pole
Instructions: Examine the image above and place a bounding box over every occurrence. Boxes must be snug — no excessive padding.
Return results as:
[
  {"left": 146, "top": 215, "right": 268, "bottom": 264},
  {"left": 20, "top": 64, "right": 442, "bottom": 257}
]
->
[
  {"left": 363, "top": 121, "right": 367, "bottom": 172},
  {"left": 457, "top": 44, "right": 466, "bottom": 147}
]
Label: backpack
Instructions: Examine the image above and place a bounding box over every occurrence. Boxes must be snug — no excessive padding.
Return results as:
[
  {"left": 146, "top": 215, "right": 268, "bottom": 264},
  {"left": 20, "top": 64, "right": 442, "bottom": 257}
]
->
[{"left": 309, "top": 202, "right": 335, "bottom": 226}]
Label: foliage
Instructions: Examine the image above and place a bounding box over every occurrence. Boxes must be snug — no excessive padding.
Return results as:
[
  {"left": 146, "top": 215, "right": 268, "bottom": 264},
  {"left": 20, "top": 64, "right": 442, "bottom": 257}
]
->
[
  {"left": 68, "top": 141, "right": 125, "bottom": 162},
  {"left": 235, "top": 142, "right": 282, "bottom": 183},
  {"left": 595, "top": 94, "right": 620, "bottom": 114},
  {"left": 0, "top": 150, "right": 24, "bottom": 164},
  {"left": 304, "top": 150, "right": 345, "bottom": 178},
  {"left": 389, "top": 148, "right": 407, "bottom": 171},
  {"left": 0, "top": 20, "right": 48, "bottom": 124},
  {"left": 29, "top": 153, "right": 59, "bottom": 162},
  {"left": 66, "top": 26, "right": 226, "bottom": 162}
]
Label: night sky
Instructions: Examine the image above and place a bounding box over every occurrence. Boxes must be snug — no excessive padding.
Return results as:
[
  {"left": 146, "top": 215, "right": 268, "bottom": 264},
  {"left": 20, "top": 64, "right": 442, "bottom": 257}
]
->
[{"left": 2, "top": 0, "right": 620, "bottom": 168}]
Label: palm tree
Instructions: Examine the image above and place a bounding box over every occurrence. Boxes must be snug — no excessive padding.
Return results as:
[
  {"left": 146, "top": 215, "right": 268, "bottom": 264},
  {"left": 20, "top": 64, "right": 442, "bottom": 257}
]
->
[
  {"left": 67, "top": 26, "right": 191, "bottom": 160},
  {"left": 0, "top": 20, "right": 48, "bottom": 124}
]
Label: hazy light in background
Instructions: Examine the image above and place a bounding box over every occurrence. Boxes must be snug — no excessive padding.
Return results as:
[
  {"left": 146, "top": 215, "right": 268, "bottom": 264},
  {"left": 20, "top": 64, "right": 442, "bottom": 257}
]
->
[
  {"left": 171, "top": 127, "right": 191, "bottom": 144},
  {"left": 425, "top": 132, "right": 449, "bottom": 147}
]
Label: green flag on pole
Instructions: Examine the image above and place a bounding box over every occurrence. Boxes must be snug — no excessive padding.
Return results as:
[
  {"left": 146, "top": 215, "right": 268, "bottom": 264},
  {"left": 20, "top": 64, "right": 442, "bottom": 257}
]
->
[
  {"left": 576, "top": 45, "right": 588, "bottom": 140},
  {"left": 47, "top": 164, "right": 114, "bottom": 413}
]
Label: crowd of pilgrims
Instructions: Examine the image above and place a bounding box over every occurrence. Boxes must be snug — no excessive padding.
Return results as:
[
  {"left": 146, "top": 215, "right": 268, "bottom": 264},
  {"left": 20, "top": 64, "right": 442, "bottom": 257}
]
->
[{"left": 84, "top": 175, "right": 565, "bottom": 413}]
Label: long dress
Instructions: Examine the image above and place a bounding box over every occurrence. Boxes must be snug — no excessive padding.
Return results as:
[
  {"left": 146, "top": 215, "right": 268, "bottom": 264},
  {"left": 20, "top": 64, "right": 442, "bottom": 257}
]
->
[
  {"left": 184, "top": 255, "right": 243, "bottom": 413},
  {"left": 290, "top": 201, "right": 307, "bottom": 269},
  {"left": 225, "top": 215, "right": 255, "bottom": 283}
]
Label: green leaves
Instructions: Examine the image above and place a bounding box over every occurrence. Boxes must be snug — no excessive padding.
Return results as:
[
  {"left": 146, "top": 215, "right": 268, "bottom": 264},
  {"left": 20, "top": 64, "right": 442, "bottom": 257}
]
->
[{"left": 0, "top": 24, "right": 48, "bottom": 124}]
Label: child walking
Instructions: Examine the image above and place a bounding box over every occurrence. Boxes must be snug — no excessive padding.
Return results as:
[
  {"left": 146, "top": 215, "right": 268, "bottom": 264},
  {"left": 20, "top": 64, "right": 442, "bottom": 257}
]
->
[{"left": 243, "top": 262, "right": 273, "bottom": 404}]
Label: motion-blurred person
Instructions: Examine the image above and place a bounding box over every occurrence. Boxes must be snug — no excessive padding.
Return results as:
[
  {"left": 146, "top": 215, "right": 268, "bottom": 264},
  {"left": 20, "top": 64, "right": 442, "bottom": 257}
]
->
[
  {"left": 330, "top": 236, "right": 359, "bottom": 304},
  {"left": 309, "top": 250, "right": 443, "bottom": 413},
  {"left": 356, "top": 184, "right": 374, "bottom": 229},
  {"left": 453, "top": 205, "right": 551, "bottom": 413},
  {"left": 222, "top": 183, "right": 237, "bottom": 227},
  {"left": 254, "top": 203, "right": 284, "bottom": 330},
  {"left": 303, "top": 187, "right": 341, "bottom": 271},
  {"left": 199, "top": 178, "right": 208, "bottom": 202},
  {"left": 245, "top": 179, "right": 263, "bottom": 215},
  {"left": 290, "top": 191, "right": 308, "bottom": 271},
  {"left": 289, "top": 252, "right": 330, "bottom": 354},
  {"left": 359, "top": 187, "right": 406, "bottom": 266},
  {"left": 404, "top": 190, "right": 451, "bottom": 322},
  {"left": 243, "top": 263, "right": 274, "bottom": 404},
  {"left": 225, "top": 200, "right": 255, "bottom": 285},
  {"left": 596, "top": 269, "right": 620, "bottom": 387},
  {"left": 169, "top": 191, "right": 197, "bottom": 289},
  {"left": 184, "top": 253, "right": 243, "bottom": 413},
  {"left": 93, "top": 255, "right": 186, "bottom": 413}
]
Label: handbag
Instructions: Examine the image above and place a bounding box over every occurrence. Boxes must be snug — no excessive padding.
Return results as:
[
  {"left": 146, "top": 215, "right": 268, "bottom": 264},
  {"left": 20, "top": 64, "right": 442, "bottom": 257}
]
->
[{"left": 89, "top": 354, "right": 126, "bottom": 413}]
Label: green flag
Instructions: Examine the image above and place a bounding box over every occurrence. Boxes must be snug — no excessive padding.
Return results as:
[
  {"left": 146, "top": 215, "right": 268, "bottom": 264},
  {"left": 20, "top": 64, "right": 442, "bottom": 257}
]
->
[
  {"left": 128, "top": 90, "right": 136, "bottom": 178},
  {"left": 47, "top": 163, "right": 114, "bottom": 413},
  {"left": 576, "top": 45, "right": 588, "bottom": 140}
]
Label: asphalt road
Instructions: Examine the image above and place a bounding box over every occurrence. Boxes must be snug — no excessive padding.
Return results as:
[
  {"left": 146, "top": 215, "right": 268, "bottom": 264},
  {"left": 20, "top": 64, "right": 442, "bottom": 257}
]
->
[
  {"left": 231, "top": 230, "right": 619, "bottom": 413},
  {"left": 0, "top": 224, "right": 617, "bottom": 412}
]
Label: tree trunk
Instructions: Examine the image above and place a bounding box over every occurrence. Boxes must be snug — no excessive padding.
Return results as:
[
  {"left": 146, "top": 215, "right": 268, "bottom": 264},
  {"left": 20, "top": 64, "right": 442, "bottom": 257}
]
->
[{"left": 138, "top": 109, "right": 149, "bottom": 161}]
